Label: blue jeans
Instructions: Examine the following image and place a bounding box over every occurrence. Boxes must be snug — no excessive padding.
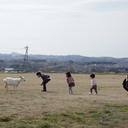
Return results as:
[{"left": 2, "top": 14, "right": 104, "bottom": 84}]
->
[{"left": 68, "top": 87, "right": 73, "bottom": 94}]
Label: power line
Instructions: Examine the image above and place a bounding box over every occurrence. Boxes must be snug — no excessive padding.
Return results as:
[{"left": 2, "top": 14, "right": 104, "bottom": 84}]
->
[{"left": 0, "top": 48, "right": 25, "bottom": 53}]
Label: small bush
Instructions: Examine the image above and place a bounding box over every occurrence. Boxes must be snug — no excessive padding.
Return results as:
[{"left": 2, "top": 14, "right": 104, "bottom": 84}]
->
[
  {"left": 88, "top": 110, "right": 98, "bottom": 113},
  {"left": 0, "top": 117, "right": 11, "bottom": 122},
  {"left": 103, "top": 110, "right": 111, "bottom": 114},
  {"left": 39, "top": 123, "right": 52, "bottom": 128},
  {"left": 60, "top": 113, "right": 70, "bottom": 117},
  {"left": 75, "top": 112, "right": 85, "bottom": 115},
  {"left": 15, "top": 126, "right": 27, "bottom": 128}
]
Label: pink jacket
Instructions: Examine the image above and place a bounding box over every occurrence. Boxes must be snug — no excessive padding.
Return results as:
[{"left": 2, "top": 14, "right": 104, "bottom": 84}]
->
[{"left": 67, "top": 77, "right": 74, "bottom": 84}]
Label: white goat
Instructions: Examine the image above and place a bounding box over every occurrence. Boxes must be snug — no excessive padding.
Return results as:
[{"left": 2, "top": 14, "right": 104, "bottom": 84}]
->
[{"left": 3, "top": 76, "right": 25, "bottom": 91}]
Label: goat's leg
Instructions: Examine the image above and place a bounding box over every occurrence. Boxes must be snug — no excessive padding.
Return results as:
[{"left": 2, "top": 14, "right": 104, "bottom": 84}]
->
[
  {"left": 16, "top": 85, "right": 18, "bottom": 91},
  {"left": 5, "top": 83, "right": 8, "bottom": 91}
]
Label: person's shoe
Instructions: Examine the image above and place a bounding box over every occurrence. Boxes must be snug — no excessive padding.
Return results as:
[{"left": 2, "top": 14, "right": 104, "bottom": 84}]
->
[
  {"left": 89, "top": 92, "right": 92, "bottom": 95},
  {"left": 41, "top": 90, "right": 46, "bottom": 92},
  {"left": 95, "top": 93, "right": 98, "bottom": 95}
]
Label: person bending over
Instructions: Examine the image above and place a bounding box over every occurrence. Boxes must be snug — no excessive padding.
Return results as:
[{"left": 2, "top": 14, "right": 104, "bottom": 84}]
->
[{"left": 36, "top": 72, "right": 51, "bottom": 92}]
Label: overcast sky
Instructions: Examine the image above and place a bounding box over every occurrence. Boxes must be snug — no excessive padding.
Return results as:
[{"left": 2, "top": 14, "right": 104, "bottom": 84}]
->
[{"left": 0, "top": 0, "right": 128, "bottom": 58}]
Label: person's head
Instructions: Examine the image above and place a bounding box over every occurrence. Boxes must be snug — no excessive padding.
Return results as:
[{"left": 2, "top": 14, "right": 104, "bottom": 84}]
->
[
  {"left": 66, "top": 72, "right": 71, "bottom": 77},
  {"left": 36, "top": 72, "right": 41, "bottom": 77},
  {"left": 126, "top": 75, "right": 128, "bottom": 79},
  {"left": 90, "top": 74, "right": 95, "bottom": 79}
]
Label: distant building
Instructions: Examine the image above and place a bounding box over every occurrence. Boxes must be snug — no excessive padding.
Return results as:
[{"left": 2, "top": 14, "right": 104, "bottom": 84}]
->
[{"left": 4, "top": 68, "right": 17, "bottom": 73}]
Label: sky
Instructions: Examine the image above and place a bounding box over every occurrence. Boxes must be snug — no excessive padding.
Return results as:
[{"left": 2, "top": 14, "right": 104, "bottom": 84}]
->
[{"left": 0, "top": 0, "right": 128, "bottom": 58}]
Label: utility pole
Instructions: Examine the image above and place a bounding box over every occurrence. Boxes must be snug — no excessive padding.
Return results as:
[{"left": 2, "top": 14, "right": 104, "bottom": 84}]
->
[{"left": 22, "top": 46, "right": 29, "bottom": 73}]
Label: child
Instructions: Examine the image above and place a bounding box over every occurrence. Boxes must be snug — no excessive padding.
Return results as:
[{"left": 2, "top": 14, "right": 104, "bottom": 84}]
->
[
  {"left": 66, "top": 72, "right": 75, "bottom": 94},
  {"left": 122, "top": 75, "right": 128, "bottom": 96},
  {"left": 36, "top": 72, "right": 51, "bottom": 92},
  {"left": 89, "top": 74, "right": 98, "bottom": 95}
]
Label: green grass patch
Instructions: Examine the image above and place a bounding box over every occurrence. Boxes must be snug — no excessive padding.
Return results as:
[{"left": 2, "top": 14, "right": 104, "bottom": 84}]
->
[
  {"left": 89, "top": 110, "right": 98, "bottom": 113},
  {"left": 0, "top": 117, "right": 12, "bottom": 122},
  {"left": 75, "top": 112, "right": 85, "bottom": 115},
  {"left": 42, "top": 117, "right": 58, "bottom": 123},
  {"left": 39, "top": 123, "right": 52, "bottom": 128},
  {"left": 0, "top": 103, "right": 128, "bottom": 128},
  {"left": 105, "top": 103, "right": 128, "bottom": 108},
  {"left": 103, "top": 110, "right": 111, "bottom": 114}
]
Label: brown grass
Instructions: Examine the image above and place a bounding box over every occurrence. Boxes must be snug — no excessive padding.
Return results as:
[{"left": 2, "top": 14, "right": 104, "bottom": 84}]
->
[{"left": 0, "top": 73, "right": 128, "bottom": 128}]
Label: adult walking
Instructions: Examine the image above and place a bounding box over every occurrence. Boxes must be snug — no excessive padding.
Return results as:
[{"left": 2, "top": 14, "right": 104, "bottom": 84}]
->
[{"left": 122, "top": 75, "right": 128, "bottom": 95}]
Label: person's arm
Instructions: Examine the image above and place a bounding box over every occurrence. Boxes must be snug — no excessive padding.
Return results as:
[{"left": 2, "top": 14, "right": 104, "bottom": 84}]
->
[
  {"left": 72, "top": 77, "right": 74, "bottom": 82},
  {"left": 40, "top": 74, "right": 44, "bottom": 85},
  {"left": 122, "top": 79, "right": 126, "bottom": 86},
  {"left": 67, "top": 78, "right": 69, "bottom": 83},
  {"left": 91, "top": 79, "right": 93, "bottom": 86}
]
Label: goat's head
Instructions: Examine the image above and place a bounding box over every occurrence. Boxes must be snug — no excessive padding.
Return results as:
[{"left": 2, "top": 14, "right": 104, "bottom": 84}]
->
[{"left": 20, "top": 76, "right": 26, "bottom": 82}]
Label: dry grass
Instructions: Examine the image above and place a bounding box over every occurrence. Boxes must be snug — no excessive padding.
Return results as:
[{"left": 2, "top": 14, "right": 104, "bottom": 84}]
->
[{"left": 0, "top": 73, "right": 128, "bottom": 128}]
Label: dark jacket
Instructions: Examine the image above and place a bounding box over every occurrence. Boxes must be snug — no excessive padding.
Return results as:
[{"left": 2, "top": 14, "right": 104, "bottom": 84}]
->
[
  {"left": 41, "top": 74, "right": 50, "bottom": 81},
  {"left": 122, "top": 79, "right": 128, "bottom": 91}
]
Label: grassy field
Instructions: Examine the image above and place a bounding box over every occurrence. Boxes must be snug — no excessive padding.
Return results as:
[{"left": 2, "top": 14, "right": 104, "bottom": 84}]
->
[{"left": 0, "top": 73, "right": 128, "bottom": 128}]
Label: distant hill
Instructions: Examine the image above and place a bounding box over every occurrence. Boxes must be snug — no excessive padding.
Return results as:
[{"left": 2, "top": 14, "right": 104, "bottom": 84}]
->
[{"left": 0, "top": 52, "right": 128, "bottom": 64}]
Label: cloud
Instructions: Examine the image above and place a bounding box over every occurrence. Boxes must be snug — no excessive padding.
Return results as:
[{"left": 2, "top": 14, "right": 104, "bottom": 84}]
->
[
  {"left": 0, "top": 4, "right": 84, "bottom": 19},
  {"left": 0, "top": 1, "right": 127, "bottom": 13},
  {"left": 90, "top": 1, "right": 128, "bottom": 12},
  {"left": 0, "top": 0, "right": 127, "bottom": 19}
]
